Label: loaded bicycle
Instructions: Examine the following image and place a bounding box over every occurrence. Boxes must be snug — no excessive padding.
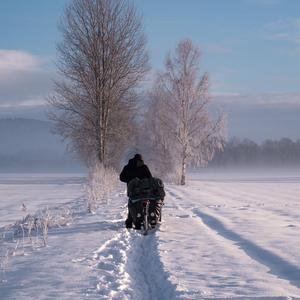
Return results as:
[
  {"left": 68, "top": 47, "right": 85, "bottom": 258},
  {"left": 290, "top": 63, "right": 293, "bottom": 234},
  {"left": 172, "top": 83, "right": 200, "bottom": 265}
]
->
[{"left": 127, "top": 177, "right": 165, "bottom": 235}]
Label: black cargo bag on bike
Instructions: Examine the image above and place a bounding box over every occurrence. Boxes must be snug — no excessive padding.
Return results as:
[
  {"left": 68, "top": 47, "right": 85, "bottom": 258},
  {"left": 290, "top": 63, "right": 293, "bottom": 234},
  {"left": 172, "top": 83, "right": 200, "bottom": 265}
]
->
[
  {"left": 127, "top": 177, "right": 165, "bottom": 225},
  {"left": 127, "top": 177, "right": 165, "bottom": 201}
]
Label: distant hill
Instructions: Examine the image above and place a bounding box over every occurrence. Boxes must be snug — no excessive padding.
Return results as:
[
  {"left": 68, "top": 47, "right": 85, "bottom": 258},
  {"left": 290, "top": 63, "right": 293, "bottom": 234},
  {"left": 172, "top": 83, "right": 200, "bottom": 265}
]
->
[{"left": 0, "top": 118, "right": 84, "bottom": 172}]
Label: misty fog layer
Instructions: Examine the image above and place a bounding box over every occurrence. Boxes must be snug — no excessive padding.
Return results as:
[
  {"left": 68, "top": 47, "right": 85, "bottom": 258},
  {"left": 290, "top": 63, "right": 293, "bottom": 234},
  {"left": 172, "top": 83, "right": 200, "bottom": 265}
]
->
[
  {"left": 1, "top": 118, "right": 299, "bottom": 173},
  {"left": 209, "top": 137, "right": 300, "bottom": 168},
  {"left": 0, "top": 118, "right": 84, "bottom": 172},
  {"left": 211, "top": 94, "right": 300, "bottom": 143}
]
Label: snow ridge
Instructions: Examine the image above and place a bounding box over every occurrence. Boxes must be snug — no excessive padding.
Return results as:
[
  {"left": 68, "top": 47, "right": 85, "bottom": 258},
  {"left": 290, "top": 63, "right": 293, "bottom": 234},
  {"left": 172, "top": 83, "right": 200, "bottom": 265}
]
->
[
  {"left": 166, "top": 185, "right": 300, "bottom": 298},
  {"left": 128, "top": 229, "right": 178, "bottom": 300},
  {"left": 91, "top": 230, "right": 133, "bottom": 299},
  {"left": 192, "top": 208, "right": 300, "bottom": 290}
]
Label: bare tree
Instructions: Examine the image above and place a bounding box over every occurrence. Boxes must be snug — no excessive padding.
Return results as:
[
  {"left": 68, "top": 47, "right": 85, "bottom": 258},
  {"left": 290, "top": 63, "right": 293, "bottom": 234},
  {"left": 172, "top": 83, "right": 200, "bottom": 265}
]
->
[
  {"left": 140, "top": 88, "right": 177, "bottom": 179},
  {"left": 48, "top": 0, "right": 148, "bottom": 167},
  {"left": 146, "top": 39, "right": 226, "bottom": 185}
]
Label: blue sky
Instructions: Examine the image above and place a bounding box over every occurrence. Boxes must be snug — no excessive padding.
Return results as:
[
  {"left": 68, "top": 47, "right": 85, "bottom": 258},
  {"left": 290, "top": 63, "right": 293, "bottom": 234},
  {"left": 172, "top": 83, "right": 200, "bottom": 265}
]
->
[
  {"left": 0, "top": 0, "right": 300, "bottom": 140},
  {"left": 137, "top": 0, "right": 300, "bottom": 94},
  {"left": 1, "top": 0, "right": 300, "bottom": 93},
  {"left": 0, "top": 1, "right": 65, "bottom": 56}
]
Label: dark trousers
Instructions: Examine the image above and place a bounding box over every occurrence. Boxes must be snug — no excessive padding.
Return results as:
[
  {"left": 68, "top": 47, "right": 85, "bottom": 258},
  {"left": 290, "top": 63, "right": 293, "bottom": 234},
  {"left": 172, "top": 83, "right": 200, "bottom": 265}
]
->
[{"left": 126, "top": 206, "right": 133, "bottom": 224}]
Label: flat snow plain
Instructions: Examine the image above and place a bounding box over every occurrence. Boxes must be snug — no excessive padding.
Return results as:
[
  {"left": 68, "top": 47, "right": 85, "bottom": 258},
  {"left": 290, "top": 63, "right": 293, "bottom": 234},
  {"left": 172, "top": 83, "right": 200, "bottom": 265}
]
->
[{"left": 1, "top": 170, "right": 300, "bottom": 299}]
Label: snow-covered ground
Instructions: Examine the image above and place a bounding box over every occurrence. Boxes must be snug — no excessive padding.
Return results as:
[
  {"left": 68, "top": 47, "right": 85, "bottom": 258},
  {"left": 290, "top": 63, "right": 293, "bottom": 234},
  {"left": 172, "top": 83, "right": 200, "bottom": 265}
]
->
[{"left": 1, "top": 171, "right": 300, "bottom": 299}]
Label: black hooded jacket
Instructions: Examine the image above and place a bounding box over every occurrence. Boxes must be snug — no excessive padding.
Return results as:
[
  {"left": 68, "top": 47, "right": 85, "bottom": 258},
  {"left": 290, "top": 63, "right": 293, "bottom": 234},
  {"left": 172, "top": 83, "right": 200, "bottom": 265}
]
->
[{"left": 119, "top": 157, "right": 152, "bottom": 185}]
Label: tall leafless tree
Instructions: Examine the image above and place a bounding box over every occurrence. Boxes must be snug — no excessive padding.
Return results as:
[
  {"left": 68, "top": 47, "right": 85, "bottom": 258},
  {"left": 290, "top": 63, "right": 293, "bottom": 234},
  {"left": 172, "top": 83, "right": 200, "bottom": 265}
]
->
[
  {"left": 146, "top": 39, "right": 226, "bottom": 185},
  {"left": 48, "top": 0, "right": 148, "bottom": 167}
]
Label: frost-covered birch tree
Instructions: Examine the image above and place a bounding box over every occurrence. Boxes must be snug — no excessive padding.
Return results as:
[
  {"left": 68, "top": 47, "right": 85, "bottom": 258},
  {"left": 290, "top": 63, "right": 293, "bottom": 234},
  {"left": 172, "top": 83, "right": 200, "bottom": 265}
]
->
[
  {"left": 48, "top": 0, "right": 148, "bottom": 167},
  {"left": 147, "top": 39, "right": 225, "bottom": 185}
]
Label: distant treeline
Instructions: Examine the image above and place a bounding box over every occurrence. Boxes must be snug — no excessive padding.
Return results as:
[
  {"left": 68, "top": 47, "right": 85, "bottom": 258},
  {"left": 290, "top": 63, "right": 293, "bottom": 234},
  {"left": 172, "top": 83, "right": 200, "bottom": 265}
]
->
[{"left": 210, "top": 138, "right": 300, "bottom": 167}]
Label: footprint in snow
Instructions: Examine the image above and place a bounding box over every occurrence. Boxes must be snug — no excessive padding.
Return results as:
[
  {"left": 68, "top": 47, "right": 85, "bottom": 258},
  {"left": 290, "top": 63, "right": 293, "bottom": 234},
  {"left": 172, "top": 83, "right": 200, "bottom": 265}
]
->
[
  {"left": 176, "top": 214, "right": 190, "bottom": 218},
  {"left": 287, "top": 224, "right": 297, "bottom": 228}
]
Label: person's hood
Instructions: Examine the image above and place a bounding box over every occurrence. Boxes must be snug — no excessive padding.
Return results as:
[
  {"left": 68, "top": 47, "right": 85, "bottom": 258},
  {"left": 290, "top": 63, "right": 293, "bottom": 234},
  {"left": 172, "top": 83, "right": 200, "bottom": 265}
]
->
[
  {"left": 128, "top": 158, "right": 135, "bottom": 166},
  {"left": 136, "top": 159, "right": 144, "bottom": 168},
  {"left": 128, "top": 158, "right": 144, "bottom": 167}
]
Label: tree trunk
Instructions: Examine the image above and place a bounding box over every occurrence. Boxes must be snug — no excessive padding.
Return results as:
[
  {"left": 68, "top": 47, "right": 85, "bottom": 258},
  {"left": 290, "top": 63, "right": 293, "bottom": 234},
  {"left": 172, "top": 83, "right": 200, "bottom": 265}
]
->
[
  {"left": 97, "top": 149, "right": 102, "bottom": 164},
  {"left": 180, "top": 150, "right": 187, "bottom": 185}
]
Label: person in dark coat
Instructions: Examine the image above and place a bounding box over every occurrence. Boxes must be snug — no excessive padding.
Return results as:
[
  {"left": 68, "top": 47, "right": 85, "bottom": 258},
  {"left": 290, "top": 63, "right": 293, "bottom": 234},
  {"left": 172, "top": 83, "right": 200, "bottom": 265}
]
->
[{"left": 119, "top": 153, "right": 152, "bottom": 228}]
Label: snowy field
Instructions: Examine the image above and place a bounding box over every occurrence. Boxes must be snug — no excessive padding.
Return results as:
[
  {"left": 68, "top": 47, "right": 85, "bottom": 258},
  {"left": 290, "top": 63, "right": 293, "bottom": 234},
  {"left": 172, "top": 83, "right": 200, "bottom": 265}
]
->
[{"left": 1, "top": 171, "right": 300, "bottom": 299}]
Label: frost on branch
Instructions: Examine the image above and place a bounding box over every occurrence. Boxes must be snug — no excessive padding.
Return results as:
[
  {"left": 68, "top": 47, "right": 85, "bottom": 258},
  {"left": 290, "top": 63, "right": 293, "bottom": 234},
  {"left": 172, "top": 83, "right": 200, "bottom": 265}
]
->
[
  {"left": 48, "top": 0, "right": 148, "bottom": 168},
  {"left": 141, "top": 39, "right": 226, "bottom": 185},
  {"left": 85, "top": 162, "right": 118, "bottom": 213}
]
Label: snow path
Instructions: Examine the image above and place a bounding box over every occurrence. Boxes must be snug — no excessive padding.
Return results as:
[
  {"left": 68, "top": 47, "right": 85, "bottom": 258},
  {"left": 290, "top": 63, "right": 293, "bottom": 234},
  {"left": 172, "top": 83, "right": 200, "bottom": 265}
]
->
[
  {"left": 89, "top": 222, "right": 178, "bottom": 299},
  {"left": 126, "top": 229, "right": 178, "bottom": 300}
]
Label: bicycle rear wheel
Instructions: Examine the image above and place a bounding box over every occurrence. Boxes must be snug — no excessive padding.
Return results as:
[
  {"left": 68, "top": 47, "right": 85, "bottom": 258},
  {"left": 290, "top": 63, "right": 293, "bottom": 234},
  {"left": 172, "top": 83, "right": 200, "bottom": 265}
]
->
[{"left": 142, "top": 201, "right": 150, "bottom": 235}]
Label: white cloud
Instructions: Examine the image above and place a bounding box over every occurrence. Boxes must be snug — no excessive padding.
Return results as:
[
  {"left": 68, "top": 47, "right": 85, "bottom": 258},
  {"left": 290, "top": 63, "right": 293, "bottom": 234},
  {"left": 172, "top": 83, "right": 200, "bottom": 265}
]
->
[
  {"left": 0, "top": 50, "right": 54, "bottom": 106},
  {"left": 263, "top": 18, "right": 300, "bottom": 49},
  {"left": 213, "top": 92, "right": 300, "bottom": 108},
  {"left": 0, "top": 50, "right": 40, "bottom": 74}
]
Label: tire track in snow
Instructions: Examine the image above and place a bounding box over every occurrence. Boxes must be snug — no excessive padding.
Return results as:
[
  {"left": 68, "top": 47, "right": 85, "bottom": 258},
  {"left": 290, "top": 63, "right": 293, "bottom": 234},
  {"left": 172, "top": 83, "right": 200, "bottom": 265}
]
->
[
  {"left": 178, "top": 181, "right": 300, "bottom": 222},
  {"left": 167, "top": 187, "right": 300, "bottom": 291},
  {"left": 90, "top": 226, "right": 178, "bottom": 299},
  {"left": 192, "top": 208, "right": 300, "bottom": 290},
  {"left": 128, "top": 230, "right": 178, "bottom": 300}
]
